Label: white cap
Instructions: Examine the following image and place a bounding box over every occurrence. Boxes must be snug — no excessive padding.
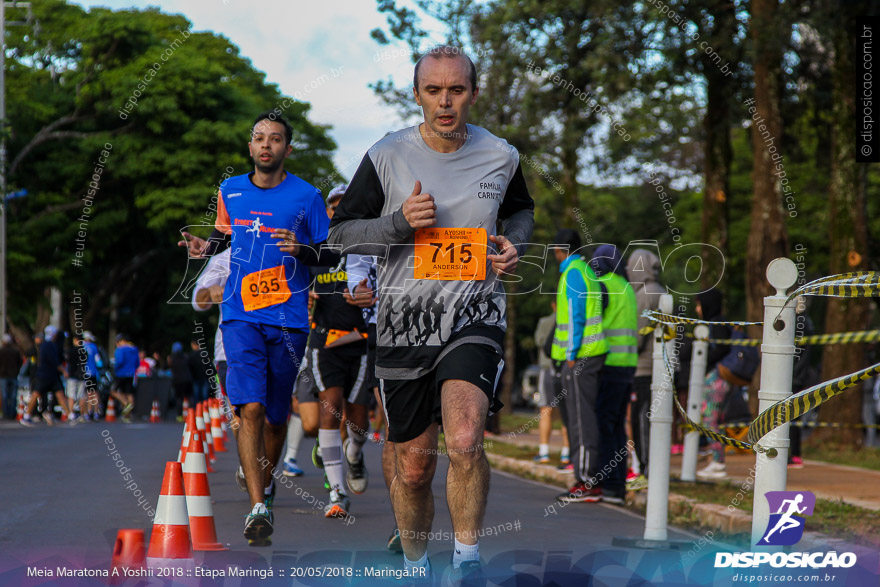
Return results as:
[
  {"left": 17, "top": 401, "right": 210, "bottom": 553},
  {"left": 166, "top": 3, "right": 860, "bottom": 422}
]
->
[
  {"left": 83, "top": 331, "right": 96, "bottom": 342},
  {"left": 327, "top": 184, "right": 347, "bottom": 206}
]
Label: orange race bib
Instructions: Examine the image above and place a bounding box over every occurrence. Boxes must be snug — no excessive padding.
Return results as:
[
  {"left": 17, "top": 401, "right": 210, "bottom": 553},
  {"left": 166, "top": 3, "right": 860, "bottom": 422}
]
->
[
  {"left": 241, "top": 265, "right": 291, "bottom": 312},
  {"left": 413, "top": 227, "right": 487, "bottom": 281}
]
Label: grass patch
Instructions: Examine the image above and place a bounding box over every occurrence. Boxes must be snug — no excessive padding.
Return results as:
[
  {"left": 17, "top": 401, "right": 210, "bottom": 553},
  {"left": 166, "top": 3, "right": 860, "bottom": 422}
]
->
[
  {"left": 498, "top": 411, "right": 562, "bottom": 435},
  {"left": 483, "top": 437, "right": 560, "bottom": 462},
  {"left": 802, "top": 444, "right": 880, "bottom": 471},
  {"left": 670, "top": 480, "right": 880, "bottom": 548}
]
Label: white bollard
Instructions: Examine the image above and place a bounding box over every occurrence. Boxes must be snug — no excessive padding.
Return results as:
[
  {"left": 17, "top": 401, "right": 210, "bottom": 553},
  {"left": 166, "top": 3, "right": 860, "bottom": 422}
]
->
[
  {"left": 751, "top": 258, "right": 798, "bottom": 547},
  {"left": 644, "top": 294, "right": 676, "bottom": 542},
  {"left": 681, "top": 324, "right": 710, "bottom": 482}
]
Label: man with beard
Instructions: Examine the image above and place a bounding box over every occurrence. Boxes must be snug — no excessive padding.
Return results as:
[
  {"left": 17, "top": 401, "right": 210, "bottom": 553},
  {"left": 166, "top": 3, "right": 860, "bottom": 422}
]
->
[{"left": 178, "top": 112, "right": 333, "bottom": 546}]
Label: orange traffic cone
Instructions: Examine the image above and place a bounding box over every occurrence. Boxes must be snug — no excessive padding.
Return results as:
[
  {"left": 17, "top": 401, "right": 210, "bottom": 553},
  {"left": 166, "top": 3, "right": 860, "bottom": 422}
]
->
[
  {"left": 16, "top": 393, "right": 24, "bottom": 421},
  {"left": 146, "top": 461, "right": 194, "bottom": 570},
  {"left": 106, "top": 398, "right": 117, "bottom": 423},
  {"left": 201, "top": 402, "right": 217, "bottom": 464},
  {"left": 109, "top": 528, "right": 145, "bottom": 584},
  {"left": 195, "top": 403, "right": 215, "bottom": 473},
  {"left": 181, "top": 398, "right": 190, "bottom": 420},
  {"left": 177, "top": 410, "right": 195, "bottom": 463},
  {"left": 209, "top": 399, "right": 227, "bottom": 452},
  {"left": 183, "top": 429, "right": 226, "bottom": 551},
  {"left": 150, "top": 400, "right": 161, "bottom": 423}
]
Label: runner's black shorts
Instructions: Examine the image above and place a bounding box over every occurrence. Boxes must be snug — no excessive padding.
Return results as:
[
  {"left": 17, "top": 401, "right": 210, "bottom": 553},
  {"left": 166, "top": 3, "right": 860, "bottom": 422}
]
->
[
  {"left": 308, "top": 342, "right": 371, "bottom": 406},
  {"left": 379, "top": 342, "right": 504, "bottom": 443},
  {"left": 34, "top": 376, "right": 63, "bottom": 394},
  {"left": 113, "top": 377, "right": 134, "bottom": 396},
  {"left": 294, "top": 355, "right": 318, "bottom": 404}
]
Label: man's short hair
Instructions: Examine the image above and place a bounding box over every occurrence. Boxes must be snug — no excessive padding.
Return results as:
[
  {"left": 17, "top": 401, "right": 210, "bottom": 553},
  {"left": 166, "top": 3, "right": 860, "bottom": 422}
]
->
[
  {"left": 413, "top": 45, "right": 478, "bottom": 92},
  {"left": 552, "top": 228, "right": 582, "bottom": 254},
  {"left": 253, "top": 111, "right": 293, "bottom": 146}
]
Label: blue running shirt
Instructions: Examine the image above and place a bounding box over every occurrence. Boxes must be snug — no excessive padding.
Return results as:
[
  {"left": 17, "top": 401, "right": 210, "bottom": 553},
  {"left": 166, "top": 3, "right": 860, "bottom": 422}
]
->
[{"left": 215, "top": 172, "right": 328, "bottom": 329}]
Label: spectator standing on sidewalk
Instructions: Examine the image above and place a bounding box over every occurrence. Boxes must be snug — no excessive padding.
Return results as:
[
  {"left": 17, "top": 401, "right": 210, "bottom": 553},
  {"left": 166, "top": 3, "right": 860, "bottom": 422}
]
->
[
  {"left": 532, "top": 302, "right": 570, "bottom": 466},
  {"left": 0, "top": 334, "right": 22, "bottom": 419},
  {"left": 626, "top": 248, "right": 665, "bottom": 484},
  {"left": 188, "top": 340, "right": 211, "bottom": 404},
  {"left": 551, "top": 229, "right": 608, "bottom": 504},
  {"left": 590, "top": 244, "right": 638, "bottom": 504}
]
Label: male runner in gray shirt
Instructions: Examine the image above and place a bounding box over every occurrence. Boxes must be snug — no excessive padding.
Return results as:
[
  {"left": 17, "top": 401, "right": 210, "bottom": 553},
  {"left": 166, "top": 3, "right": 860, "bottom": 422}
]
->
[{"left": 328, "top": 46, "right": 533, "bottom": 583}]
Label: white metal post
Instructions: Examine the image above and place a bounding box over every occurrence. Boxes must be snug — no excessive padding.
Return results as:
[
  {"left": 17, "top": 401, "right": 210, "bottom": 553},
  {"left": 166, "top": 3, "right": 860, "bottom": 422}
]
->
[
  {"left": 681, "top": 324, "right": 710, "bottom": 482},
  {"left": 644, "top": 294, "right": 675, "bottom": 542},
  {"left": 751, "top": 258, "right": 798, "bottom": 547}
]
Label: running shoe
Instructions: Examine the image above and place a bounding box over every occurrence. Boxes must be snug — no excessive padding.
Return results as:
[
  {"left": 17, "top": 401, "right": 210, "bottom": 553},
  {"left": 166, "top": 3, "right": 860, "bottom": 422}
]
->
[
  {"left": 559, "top": 455, "right": 571, "bottom": 466},
  {"left": 312, "top": 440, "right": 324, "bottom": 469},
  {"left": 441, "top": 560, "right": 485, "bottom": 587},
  {"left": 556, "top": 462, "right": 573, "bottom": 471},
  {"left": 264, "top": 481, "right": 276, "bottom": 523},
  {"left": 602, "top": 489, "right": 625, "bottom": 505},
  {"left": 282, "top": 458, "right": 304, "bottom": 477},
  {"left": 387, "top": 527, "right": 402, "bottom": 553},
  {"left": 533, "top": 454, "right": 551, "bottom": 464},
  {"left": 121, "top": 403, "right": 134, "bottom": 417},
  {"left": 344, "top": 438, "right": 368, "bottom": 495},
  {"left": 696, "top": 461, "right": 727, "bottom": 479},
  {"left": 371, "top": 431, "right": 381, "bottom": 443},
  {"left": 243, "top": 502, "right": 273, "bottom": 545},
  {"left": 324, "top": 488, "right": 350, "bottom": 518},
  {"left": 788, "top": 456, "right": 804, "bottom": 469},
  {"left": 42, "top": 412, "right": 56, "bottom": 426},
  {"left": 670, "top": 444, "right": 684, "bottom": 455},
  {"left": 626, "top": 474, "right": 648, "bottom": 491},
  {"left": 557, "top": 481, "right": 602, "bottom": 503},
  {"left": 235, "top": 466, "right": 248, "bottom": 493},
  {"left": 20, "top": 416, "right": 36, "bottom": 427}
]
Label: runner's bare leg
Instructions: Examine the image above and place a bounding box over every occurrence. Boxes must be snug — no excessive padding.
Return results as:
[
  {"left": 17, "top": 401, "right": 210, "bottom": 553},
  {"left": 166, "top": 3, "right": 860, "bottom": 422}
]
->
[
  {"left": 239, "top": 402, "right": 267, "bottom": 507},
  {"left": 442, "top": 379, "right": 489, "bottom": 546},
  {"left": 391, "top": 423, "right": 439, "bottom": 560}
]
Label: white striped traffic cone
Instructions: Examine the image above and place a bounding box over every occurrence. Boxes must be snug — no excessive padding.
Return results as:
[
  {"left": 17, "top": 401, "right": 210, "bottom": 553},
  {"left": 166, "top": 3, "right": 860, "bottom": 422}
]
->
[
  {"left": 195, "top": 403, "right": 215, "bottom": 473},
  {"left": 146, "top": 461, "right": 195, "bottom": 570},
  {"left": 183, "top": 429, "right": 226, "bottom": 551},
  {"left": 150, "top": 400, "right": 161, "bottom": 423},
  {"left": 209, "top": 399, "right": 227, "bottom": 452},
  {"left": 177, "top": 411, "right": 195, "bottom": 463}
]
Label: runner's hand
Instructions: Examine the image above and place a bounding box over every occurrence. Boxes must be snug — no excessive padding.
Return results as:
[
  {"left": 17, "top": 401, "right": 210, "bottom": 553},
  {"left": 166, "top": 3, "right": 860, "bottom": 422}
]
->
[
  {"left": 344, "top": 278, "right": 378, "bottom": 308},
  {"left": 178, "top": 231, "right": 208, "bottom": 258},
  {"left": 272, "top": 228, "right": 300, "bottom": 255},
  {"left": 402, "top": 181, "right": 436, "bottom": 229},
  {"left": 487, "top": 234, "right": 518, "bottom": 276},
  {"left": 307, "top": 290, "right": 319, "bottom": 312}
]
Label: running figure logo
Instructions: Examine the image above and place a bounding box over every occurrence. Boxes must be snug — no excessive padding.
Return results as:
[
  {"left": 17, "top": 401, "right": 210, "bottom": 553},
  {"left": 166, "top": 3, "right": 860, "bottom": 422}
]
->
[
  {"left": 247, "top": 217, "right": 263, "bottom": 235},
  {"left": 757, "top": 491, "right": 816, "bottom": 546}
]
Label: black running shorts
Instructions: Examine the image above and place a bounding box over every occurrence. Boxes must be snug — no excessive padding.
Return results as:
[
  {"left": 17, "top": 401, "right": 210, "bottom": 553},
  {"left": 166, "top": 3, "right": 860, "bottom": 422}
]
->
[{"left": 379, "top": 342, "right": 504, "bottom": 443}]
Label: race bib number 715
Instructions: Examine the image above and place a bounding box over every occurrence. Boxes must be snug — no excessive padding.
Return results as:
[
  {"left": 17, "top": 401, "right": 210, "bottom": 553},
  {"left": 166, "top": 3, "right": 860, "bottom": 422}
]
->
[{"left": 413, "top": 227, "right": 487, "bottom": 281}]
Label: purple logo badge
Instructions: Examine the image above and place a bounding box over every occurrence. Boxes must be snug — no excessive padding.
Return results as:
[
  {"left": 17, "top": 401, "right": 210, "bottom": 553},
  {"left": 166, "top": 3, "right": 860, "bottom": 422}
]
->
[{"left": 758, "top": 491, "right": 816, "bottom": 546}]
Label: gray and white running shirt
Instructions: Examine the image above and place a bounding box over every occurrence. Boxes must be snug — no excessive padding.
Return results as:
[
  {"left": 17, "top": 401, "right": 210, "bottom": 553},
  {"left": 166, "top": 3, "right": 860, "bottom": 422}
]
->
[{"left": 328, "top": 124, "right": 534, "bottom": 379}]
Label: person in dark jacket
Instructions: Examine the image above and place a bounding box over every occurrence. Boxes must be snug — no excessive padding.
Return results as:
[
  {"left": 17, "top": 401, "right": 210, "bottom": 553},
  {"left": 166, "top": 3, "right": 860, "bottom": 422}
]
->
[
  {"left": 169, "top": 342, "right": 193, "bottom": 419},
  {"left": 0, "top": 334, "right": 22, "bottom": 420},
  {"left": 22, "top": 326, "right": 69, "bottom": 425}
]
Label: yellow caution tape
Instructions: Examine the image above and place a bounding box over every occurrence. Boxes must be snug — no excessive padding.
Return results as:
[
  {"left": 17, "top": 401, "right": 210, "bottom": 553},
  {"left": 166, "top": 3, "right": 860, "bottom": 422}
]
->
[
  {"left": 784, "top": 271, "right": 880, "bottom": 306},
  {"left": 720, "top": 420, "right": 880, "bottom": 430},
  {"left": 692, "top": 329, "right": 880, "bottom": 347},
  {"left": 748, "top": 360, "right": 880, "bottom": 444},
  {"left": 642, "top": 310, "right": 761, "bottom": 328}
]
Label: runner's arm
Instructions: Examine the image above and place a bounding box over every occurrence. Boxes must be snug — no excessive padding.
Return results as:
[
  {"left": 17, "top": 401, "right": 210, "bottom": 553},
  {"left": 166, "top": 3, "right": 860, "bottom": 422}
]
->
[
  {"left": 498, "top": 164, "right": 535, "bottom": 256},
  {"left": 328, "top": 154, "right": 411, "bottom": 256}
]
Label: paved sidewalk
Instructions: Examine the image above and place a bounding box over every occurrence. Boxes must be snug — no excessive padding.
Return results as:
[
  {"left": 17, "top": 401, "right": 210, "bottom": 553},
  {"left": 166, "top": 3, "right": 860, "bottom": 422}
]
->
[{"left": 496, "top": 426, "right": 880, "bottom": 510}]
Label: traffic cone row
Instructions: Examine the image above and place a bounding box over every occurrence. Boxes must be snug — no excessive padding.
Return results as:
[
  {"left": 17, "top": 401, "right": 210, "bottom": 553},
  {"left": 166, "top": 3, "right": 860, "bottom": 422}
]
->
[{"left": 114, "top": 396, "right": 236, "bottom": 573}]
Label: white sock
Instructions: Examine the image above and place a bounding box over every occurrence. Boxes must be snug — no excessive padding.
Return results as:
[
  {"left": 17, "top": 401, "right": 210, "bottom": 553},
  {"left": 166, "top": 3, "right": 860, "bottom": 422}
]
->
[
  {"left": 561, "top": 446, "right": 570, "bottom": 459},
  {"left": 285, "top": 415, "right": 304, "bottom": 462},
  {"left": 346, "top": 425, "right": 367, "bottom": 462},
  {"left": 539, "top": 443, "right": 549, "bottom": 457},
  {"left": 264, "top": 479, "right": 274, "bottom": 496},
  {"left": 452, "top": 539, "right": 479, "bottom": 568},
  {"left": 404, "top": 549, "right": 429, "bottom": 571},
  {"left": 632, "top": 450, "right": 641, "bottom": 475},
  {"left": 319, "top": 428, "right": 345, "bottom": 494}
]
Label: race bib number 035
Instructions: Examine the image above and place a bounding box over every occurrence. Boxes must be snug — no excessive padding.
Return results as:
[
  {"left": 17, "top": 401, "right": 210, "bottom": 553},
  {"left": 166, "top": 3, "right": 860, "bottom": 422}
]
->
[
  {"left": 241, "top": 265, "right": 292, "bottom": 312},
  {"left": 413, "top": 227, "right": 487, "bottom": 281}
]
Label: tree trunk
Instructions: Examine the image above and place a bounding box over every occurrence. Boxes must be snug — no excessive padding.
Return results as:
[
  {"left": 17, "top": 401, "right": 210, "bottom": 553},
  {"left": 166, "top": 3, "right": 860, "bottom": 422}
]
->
[
  {"left": 745, "top": 0, "right": 789, "bottom": 416},
  {"left": 701, "top": 67, "right": 732, "bottom": 291},
  {"left": 813, "top": 4, "right": 869, "bottom": 447}
]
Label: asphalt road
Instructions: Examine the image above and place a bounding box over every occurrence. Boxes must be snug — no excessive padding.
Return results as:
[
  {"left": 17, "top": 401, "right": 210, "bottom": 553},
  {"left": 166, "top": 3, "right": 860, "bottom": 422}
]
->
[{"left": 1, "top": 420, "right": 877, "bottom": 586}]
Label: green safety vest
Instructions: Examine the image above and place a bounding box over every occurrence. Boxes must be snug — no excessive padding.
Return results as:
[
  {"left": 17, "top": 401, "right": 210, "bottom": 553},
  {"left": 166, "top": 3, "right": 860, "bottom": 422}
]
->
[
  {"left": 552, "top": 257, "right": 607, "bottom": 361},
  {"left": 598, "top": 272, "right": 638, "bottom": 367}
]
